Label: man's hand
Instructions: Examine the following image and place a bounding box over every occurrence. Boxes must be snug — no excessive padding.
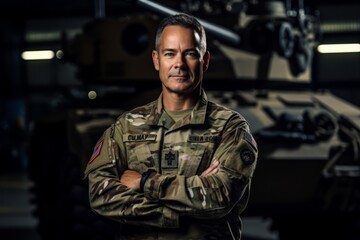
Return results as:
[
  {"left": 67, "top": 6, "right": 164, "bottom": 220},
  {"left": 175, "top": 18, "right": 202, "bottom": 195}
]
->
[
  {"left": 120, "top": 170, "right": 141, "bottom": 191},
  {"left": 121, "top": 160, "right": 219, "bottom": 190},
  {"left": 201, "top": 160, "right": 220, "bottom": 177}
]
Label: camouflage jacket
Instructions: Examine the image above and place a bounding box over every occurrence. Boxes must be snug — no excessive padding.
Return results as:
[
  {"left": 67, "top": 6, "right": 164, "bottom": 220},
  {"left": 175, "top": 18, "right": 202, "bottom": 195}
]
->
[{"left": 84, "top": 90, "right": 258, "bottom": 240}]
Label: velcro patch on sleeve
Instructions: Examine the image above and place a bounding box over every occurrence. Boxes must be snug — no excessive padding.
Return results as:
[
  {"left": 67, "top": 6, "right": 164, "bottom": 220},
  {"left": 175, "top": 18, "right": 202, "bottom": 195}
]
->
[{"left": 222, "top": 128, "right": 258, "bottom": 177}]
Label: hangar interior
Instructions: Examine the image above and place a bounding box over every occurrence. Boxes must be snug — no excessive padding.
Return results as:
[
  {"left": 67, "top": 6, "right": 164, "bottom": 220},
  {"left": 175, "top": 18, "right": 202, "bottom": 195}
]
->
[{"left": 0, "top": 0, "right": 359, "bottom": 239}]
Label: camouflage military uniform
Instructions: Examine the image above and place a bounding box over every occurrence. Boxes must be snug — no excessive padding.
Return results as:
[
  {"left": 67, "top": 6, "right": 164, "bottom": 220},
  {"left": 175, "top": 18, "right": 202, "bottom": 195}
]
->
[{"left": 85, "top": 89, "right": 258, "bottom": 240}]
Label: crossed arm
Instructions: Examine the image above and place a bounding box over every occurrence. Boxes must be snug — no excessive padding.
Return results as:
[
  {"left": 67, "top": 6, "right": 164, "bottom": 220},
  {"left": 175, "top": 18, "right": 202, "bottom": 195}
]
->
[
  {"left": 120, "top": 160, "right": 220, "bottom": 191},
  {"left": 87, "top": 119, "right": 257, "bottom": 227}
]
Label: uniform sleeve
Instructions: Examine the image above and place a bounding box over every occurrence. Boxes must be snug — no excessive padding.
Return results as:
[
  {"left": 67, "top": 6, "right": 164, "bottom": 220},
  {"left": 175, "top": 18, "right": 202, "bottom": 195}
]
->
[
  {"left": 143, "top": 115, "right": 258, "bottom": 219},
  {"left": 84, "top": 124, "right": 179, "bottom": 228}
]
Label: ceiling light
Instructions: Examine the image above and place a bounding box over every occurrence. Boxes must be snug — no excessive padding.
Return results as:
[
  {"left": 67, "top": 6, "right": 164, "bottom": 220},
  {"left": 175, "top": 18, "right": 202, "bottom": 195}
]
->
[
  {"left": 317, "top": 43, "right": 360, "bottom": 53},
  {"left": 21, "top": 50, "right": 55, "bottom": 60}
]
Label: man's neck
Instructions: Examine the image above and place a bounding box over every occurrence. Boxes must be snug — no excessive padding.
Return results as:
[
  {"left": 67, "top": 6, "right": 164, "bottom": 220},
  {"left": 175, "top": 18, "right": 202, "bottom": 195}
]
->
[{"left": 162, "top": 89, "right": 200, "bottom": 111}]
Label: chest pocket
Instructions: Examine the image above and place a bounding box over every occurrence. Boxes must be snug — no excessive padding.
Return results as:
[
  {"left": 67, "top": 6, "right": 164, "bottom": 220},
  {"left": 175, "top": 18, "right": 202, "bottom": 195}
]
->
[
  {"left": 123, "top": 133, "right": 159, "bottom": 174},
  {"left": 181, "top": 134, "right": 220, "bottom": 177}
]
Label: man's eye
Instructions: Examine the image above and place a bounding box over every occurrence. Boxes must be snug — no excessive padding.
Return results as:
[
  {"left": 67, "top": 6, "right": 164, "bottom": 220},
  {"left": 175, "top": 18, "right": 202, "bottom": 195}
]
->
[
  {"left": 164, "top": 52, "right": 174, "bottom": 57},
  {"left": 186, "top": 52, "right": 199, "bottom": 58}
]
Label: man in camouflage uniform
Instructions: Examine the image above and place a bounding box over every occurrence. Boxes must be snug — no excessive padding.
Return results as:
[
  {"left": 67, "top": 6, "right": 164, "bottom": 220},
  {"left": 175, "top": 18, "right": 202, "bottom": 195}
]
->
[{"left": 85, "top": 13, "right": 258, "bottom": 240}]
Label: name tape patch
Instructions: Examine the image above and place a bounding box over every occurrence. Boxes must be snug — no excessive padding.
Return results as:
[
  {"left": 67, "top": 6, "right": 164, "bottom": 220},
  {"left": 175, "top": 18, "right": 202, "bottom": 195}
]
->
[
  {"left": 124, "top": 134, "right": 157, "bottom": 142},
  {"left": 188, "top": 134, "right": 220, "bottom": 143}
]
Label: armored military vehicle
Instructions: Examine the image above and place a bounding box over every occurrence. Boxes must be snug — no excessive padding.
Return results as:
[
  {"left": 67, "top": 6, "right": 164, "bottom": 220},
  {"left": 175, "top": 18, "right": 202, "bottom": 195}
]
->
[{"left": 28, "top": 0, "right": 360, "bottom": 240}]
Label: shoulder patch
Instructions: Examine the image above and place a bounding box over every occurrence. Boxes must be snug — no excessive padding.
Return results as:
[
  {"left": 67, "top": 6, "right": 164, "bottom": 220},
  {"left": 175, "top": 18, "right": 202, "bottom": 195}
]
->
[
  {"left": 88, "top": 140, "right": 103, "bottom": 164},
  {"left": 240, "top": 149, "right": 255, "bottom": 165}
]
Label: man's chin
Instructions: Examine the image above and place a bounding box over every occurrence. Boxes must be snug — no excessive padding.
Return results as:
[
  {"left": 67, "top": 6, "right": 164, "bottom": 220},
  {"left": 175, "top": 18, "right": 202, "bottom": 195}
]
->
[
  {"left": 165, "top": 87, "right": 190, "bottom": 95},
  {"left": 168, "top": 86, "right": 200, "bottom": 96},
  {"left": 163, "top": 81, "right": 201, "bottom": 95}
]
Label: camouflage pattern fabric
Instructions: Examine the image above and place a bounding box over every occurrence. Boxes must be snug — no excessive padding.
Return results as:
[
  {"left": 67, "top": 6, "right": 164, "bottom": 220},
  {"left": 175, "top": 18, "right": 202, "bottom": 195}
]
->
[{"left": 85, "top": 89, "right": 258, "bottom": 240}]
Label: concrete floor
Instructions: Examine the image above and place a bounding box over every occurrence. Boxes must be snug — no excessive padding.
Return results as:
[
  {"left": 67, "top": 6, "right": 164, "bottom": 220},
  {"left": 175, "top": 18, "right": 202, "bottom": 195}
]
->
[{"left": 0, "top": 171, "right": 278, "bottom": 240}]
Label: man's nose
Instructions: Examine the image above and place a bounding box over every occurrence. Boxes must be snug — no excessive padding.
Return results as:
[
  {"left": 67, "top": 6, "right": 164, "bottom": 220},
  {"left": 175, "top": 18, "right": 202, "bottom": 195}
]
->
[{"left": 174, "top": 54, "right": 186, "bottom": 68}]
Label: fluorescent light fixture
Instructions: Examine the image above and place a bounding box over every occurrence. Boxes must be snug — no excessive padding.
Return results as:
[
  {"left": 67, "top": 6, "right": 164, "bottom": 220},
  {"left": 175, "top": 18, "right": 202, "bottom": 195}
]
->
[
  {"left": 317, "top": 43, "right": 360, "bottom": 53},
  {"left": 21, "top": 50, "right": 55, "bottom": 60},
  {"left": 26, "top": 32, "right": 61, "bottom": 42},
  {"left": 321, "top": 22, "right": 360, "bottom": 34}
]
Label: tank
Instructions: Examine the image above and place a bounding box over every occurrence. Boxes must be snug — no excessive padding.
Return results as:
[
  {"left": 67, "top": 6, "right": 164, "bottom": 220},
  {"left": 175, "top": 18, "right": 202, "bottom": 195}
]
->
[{"left": 28, "top": 1, "right": 360, "bottom": 240}]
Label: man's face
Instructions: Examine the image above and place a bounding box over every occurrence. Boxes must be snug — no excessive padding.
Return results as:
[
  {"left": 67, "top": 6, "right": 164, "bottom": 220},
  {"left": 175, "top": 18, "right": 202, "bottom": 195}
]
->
[{"left": 152, "top": 25, "right": 210, "bottom": 95}]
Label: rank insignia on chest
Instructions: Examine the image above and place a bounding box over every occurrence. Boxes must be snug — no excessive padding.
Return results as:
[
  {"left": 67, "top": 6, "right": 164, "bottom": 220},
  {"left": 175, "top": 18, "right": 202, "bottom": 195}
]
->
[{"left": 161, "top": 149, "right": 179, "bottom": 169}]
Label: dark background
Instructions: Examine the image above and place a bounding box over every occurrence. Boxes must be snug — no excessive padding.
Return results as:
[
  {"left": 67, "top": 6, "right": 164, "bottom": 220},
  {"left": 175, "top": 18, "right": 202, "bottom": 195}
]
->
[{"left": 0, "top": 0, "right": 359, "bottom": 239}]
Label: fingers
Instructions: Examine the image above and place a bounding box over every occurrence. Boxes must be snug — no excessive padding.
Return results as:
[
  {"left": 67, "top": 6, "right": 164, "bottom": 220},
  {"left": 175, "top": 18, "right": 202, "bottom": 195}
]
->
[
  {"left": 120, "top": 170, "right": 141, "bottom": 191},
  {"left": 201, "top": 160, "right": 220, "bottom": 177}
]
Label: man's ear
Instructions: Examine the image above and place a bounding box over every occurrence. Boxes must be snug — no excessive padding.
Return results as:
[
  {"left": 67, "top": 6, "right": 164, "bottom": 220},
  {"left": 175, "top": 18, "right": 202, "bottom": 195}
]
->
[
  {"left": 202, "top": 51, "right": 210, "bottom": 72},
  {"left": 152, "top": 50, "right": 159, "bottom": 71}
]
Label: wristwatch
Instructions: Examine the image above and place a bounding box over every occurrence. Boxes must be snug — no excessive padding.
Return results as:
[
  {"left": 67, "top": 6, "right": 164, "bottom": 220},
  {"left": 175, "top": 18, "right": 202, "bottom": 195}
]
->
[{"left": 140, "top": 169, "right": 156, "bottom": 192}]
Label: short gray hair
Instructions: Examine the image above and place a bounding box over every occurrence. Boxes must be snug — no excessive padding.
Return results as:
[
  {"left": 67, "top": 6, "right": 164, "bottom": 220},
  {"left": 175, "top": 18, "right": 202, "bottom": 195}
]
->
[{"left": 155, "top": 13, "right": 207, "bottom": 55}]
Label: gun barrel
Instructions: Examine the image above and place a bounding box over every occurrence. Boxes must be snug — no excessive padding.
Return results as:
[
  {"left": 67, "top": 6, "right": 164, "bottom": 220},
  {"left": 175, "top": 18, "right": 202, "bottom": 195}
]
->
[{"left": 137, "top": 0, "right": 241, "bottom": 46}]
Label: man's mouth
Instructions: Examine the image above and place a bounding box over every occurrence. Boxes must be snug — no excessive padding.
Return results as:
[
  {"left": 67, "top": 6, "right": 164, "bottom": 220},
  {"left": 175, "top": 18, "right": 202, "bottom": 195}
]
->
[{"left": 171, "top": 74, "right": 189, "bottom": 78}]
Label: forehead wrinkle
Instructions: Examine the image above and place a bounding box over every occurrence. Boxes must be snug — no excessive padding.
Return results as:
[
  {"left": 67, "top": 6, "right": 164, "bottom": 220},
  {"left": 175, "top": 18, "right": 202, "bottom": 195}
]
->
[{"left": 161, "top": 26, "right": 197, "bottom": 46}]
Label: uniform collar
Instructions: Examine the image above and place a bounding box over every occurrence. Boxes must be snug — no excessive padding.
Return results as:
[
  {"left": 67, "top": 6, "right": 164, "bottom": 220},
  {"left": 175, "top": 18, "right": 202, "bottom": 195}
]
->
[{"left": 148, "top": 89, "right": 209, "bottom": 129}]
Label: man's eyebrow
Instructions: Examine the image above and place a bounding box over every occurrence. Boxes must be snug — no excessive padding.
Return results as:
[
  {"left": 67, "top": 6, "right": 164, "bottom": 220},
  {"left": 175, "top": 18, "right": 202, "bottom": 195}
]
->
[
  {"left": 162, "top": 48, "right": 198, "bottom": 53},
  {"left": 184, "top": 48, "right": 198, "bottom": 52},
  {"left": 161, "top": 48, "right": 176, "bottom": 53}
]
